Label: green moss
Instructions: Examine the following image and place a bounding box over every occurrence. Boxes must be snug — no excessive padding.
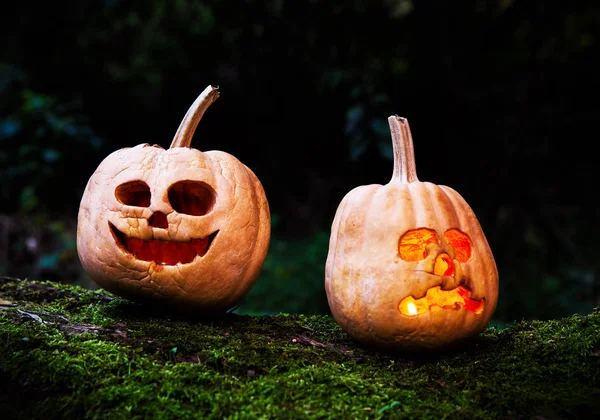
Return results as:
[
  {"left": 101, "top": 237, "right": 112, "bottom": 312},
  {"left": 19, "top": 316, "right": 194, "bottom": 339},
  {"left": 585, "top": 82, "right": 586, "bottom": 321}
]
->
[{"left": 1, "top": 276, "right": 599, "bottom": 419}]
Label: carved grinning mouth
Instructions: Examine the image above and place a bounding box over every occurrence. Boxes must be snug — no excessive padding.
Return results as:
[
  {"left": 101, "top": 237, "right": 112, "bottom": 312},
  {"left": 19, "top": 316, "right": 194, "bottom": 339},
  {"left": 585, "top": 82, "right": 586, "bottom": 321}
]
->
[
  {"left": 399, "top": 285, "right": 485, "bottom": 316},
  {"left": 109, "top": 222, "right": 218, "bottom": 265}
]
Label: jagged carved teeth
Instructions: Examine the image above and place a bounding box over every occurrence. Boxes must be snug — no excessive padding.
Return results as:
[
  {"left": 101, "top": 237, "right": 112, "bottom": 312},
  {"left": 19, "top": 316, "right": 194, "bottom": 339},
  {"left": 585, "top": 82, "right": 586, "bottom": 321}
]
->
[
  {"left": 399, "top": 285, "right": 485, "bottom": 316},
  {"left": 109, "top": 222, "right": 218, "bottom": 265}
]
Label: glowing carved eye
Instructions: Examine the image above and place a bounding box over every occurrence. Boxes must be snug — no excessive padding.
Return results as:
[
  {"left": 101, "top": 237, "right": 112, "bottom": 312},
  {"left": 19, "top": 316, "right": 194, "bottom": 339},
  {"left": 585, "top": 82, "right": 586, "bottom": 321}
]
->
[
  {"left": 444, "top": 229, "right": 473, "bottom": 262},
  {"left": 115, "top": 181, "right": 151, "bottom": 207},
  {"left": 398, "top": 228, "right": 439, "bottom": 261},
  {"left": 168, "top": 181, "right": 216, "bottom": 216}
]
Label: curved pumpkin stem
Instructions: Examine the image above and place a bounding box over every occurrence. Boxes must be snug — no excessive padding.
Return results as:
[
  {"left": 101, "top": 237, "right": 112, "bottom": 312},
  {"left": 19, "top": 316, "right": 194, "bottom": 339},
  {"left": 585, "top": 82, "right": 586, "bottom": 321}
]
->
[
  {"left": 170, "top": 85, "right": 220, "bottom": 149},
  {"left": 388, "top": 115, "right": 419, "bottom": 183}
]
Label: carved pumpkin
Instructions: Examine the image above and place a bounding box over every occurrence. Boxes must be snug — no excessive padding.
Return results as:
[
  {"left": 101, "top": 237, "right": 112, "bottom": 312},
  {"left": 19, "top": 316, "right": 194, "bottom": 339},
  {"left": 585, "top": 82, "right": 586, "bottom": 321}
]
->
[
  {"left": 325, "top": 116, "right": 498, "bottom": 351},
  {"left": 77, "top": 85, "right": 270, "bottom": 314}
]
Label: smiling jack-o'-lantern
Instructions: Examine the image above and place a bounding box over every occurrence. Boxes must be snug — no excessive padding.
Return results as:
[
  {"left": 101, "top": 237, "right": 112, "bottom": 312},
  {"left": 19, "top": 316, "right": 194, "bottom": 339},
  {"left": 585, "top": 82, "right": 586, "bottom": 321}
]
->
[
  {"left": 77, "top": 85, "right": 270, "bottom": 314},
  {"left": 325, "top": 115, "right": 498, "bottom": 351}
]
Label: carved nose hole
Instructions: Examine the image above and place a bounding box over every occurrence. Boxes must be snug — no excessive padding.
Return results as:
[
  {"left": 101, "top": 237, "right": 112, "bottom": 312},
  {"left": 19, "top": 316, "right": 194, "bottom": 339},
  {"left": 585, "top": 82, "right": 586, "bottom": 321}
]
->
[
  {"left": 148, "top": 212, "right": 169, "bottom": 229},
  {"left": 433, "top": 253, "right": 454, "bottom": 276}
]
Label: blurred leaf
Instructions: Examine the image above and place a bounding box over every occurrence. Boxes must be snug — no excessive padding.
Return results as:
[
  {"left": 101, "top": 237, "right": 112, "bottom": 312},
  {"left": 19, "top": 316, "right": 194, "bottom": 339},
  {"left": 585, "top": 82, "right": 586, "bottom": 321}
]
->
[
  {"left": 19, "top": 186, "right": 38, "bottom": 213},
  {"left": 385, "top": 0, "right": 414, "bottom": 18},
  {"left": 391, "top": 58, "right": 409, "bottom": 74},
  {"left": 5, "top": 162, "right": 39, "bottom": 177},
  {"left": 0, "top": 120, "right": 21, "bottom": 139},
  {"left": 22, "top": 90, "right": 50, "bottom": 111},
  {"left": 543, "top": 275, "right": 561, "bottom": 293},
  {"left": 346, "top": 104, "right": 368, "bottom": 161},
  {"left": 344, "top": 104, "right": 364, "bottom": 135},
  {"left": 39, "top": 253, "right": 61, "bottom": 271},
  {"left": 0, "top": 63, "right": 24, "bottom": 94},
  {"left": 372, "top": 118, "right": 393, "bottom": 160},
  {"left": 17, "top": 144, "right": 37, "bottom": 158},
  {"left": 42, "top": 149, "right": 61, "bottom": 163},
  {"left": 270, "top": 213, "right": 281, "bottom": 230},
  {"left": 349, "top": 133, "right": 368, "bottom": 161},
  {"left": 325, "top": 69, "right": 350, "bottom": 89},
  {"left": 370, "top": 93, "right": 389, "bottom": 105}
]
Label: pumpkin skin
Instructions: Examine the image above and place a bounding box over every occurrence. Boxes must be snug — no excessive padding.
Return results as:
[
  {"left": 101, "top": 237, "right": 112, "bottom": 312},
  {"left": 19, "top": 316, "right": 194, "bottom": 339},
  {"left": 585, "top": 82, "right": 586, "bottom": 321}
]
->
[
  {"left": 325, "top": 116, "right": 498, "bottom": 351},
  {"left": 77, "top": 86, "right": 270, "bottom": 314}
]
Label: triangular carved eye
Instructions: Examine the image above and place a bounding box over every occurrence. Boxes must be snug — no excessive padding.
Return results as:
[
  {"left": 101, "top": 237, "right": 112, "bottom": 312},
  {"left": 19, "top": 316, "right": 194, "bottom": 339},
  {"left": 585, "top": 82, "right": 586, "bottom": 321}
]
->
[
  {"left": 398, "top": 228, "right": 439, "bottom": 261},
  {"left": 444, "top": 229, "right": 473, "bottom": 262}
]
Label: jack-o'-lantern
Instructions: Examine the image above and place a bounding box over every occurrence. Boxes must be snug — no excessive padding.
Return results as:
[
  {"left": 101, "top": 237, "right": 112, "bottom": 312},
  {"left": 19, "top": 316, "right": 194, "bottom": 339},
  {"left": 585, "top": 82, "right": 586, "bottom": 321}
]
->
[
  {"left": 77, "top": 85, "right": 270, "bottom": 314},
  {"left": 325, "top": 115, "right": 498, "bottom": 351}
]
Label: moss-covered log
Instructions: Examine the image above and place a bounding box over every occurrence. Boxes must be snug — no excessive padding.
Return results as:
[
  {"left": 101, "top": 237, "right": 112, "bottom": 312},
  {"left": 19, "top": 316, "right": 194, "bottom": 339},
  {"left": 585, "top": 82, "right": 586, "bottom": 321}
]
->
[{"left": 1, "top": 276, "right": 598, "bottom": 419}]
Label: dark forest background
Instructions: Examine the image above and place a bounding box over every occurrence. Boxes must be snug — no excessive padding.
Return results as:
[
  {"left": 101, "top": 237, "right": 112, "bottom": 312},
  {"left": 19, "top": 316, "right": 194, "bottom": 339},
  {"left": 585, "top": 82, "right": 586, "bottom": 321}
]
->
[{"left": 1, "top": 0, "right": 598, "bottom": 325}]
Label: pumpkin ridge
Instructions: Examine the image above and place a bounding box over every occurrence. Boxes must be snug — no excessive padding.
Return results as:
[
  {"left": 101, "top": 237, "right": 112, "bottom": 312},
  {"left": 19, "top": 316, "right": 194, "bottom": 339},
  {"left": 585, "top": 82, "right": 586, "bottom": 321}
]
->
[
  {"left": 424, "top": 183, "right": 473, "bottom": 294},
  {"left": 408, "top": 182, "right": 434, "bottom": 234},
  {"left": 330, "top": 191, "right": 356, "bottom": 271},
  {"left": 403, "top": 183, "right": 419, "bottom": 245},
  {"left": 432, "top": 183, "right": 461, "bottom": 231},
  {"left": 232, "top": 165, "right": 271, "bottom": 298},
  {"left": 439, "top": 185, "right": 498, "bottom": 315},
  {"left": 327, "top": 191, "right": 355, "bottom": 323},
  {"left": 328, "top": 186, "right": 370, "bottom": 329},
  {"left": 361, "top": 186, "right": 388, "bottom": 330},
  {"left": 324, "top": 193, "right": 351, "bottom": 308}
]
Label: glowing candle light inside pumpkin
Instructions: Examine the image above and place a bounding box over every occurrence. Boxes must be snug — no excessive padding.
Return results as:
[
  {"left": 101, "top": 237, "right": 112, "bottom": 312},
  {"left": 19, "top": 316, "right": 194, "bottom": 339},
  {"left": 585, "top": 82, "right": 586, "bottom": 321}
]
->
[{"left": 407, "top": 302, "right": 417, "bottom": 316}]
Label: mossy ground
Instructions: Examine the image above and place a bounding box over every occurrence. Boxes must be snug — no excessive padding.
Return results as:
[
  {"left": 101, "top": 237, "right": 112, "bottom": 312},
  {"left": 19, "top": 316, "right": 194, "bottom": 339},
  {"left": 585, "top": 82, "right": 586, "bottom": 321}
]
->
[{"left": 1, "top": 276, "right": 598, "bottom": 419}]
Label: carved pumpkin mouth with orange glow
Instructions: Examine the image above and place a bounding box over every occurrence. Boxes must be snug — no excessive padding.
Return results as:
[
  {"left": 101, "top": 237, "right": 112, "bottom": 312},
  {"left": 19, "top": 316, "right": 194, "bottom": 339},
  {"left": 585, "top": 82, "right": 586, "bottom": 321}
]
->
[
  {"left": 109, "top": 222, "right": 218, "bottom": 265},
  {"left": 397, "top": 227, "right": 485, "bottom": 316}
]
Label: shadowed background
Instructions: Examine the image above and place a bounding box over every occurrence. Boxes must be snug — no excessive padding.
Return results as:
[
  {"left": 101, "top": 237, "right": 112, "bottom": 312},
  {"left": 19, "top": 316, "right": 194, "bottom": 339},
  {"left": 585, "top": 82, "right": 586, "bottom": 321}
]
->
[{"left": 1, "top": 0, "right": 598, "bottom": 324}]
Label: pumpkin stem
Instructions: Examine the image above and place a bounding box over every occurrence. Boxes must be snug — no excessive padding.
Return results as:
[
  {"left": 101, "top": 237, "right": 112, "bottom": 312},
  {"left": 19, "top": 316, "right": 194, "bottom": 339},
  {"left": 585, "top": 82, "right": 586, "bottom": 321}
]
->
[
  {"left": 388, "top": 115, "right": 419, "bottom": 183},
  {"left": 170, "top": 85, "right": 220, "bottom": 149}
]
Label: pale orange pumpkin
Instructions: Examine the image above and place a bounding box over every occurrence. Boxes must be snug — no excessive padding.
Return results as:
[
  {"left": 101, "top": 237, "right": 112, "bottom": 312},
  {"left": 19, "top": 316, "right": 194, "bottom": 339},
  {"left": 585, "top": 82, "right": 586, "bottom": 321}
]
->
[
  {"left": 77, "top": 85, "right": 270, "bottom": 314},
  {"left": 325, "top": 116, "right": 498, "bottom": 351}
]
